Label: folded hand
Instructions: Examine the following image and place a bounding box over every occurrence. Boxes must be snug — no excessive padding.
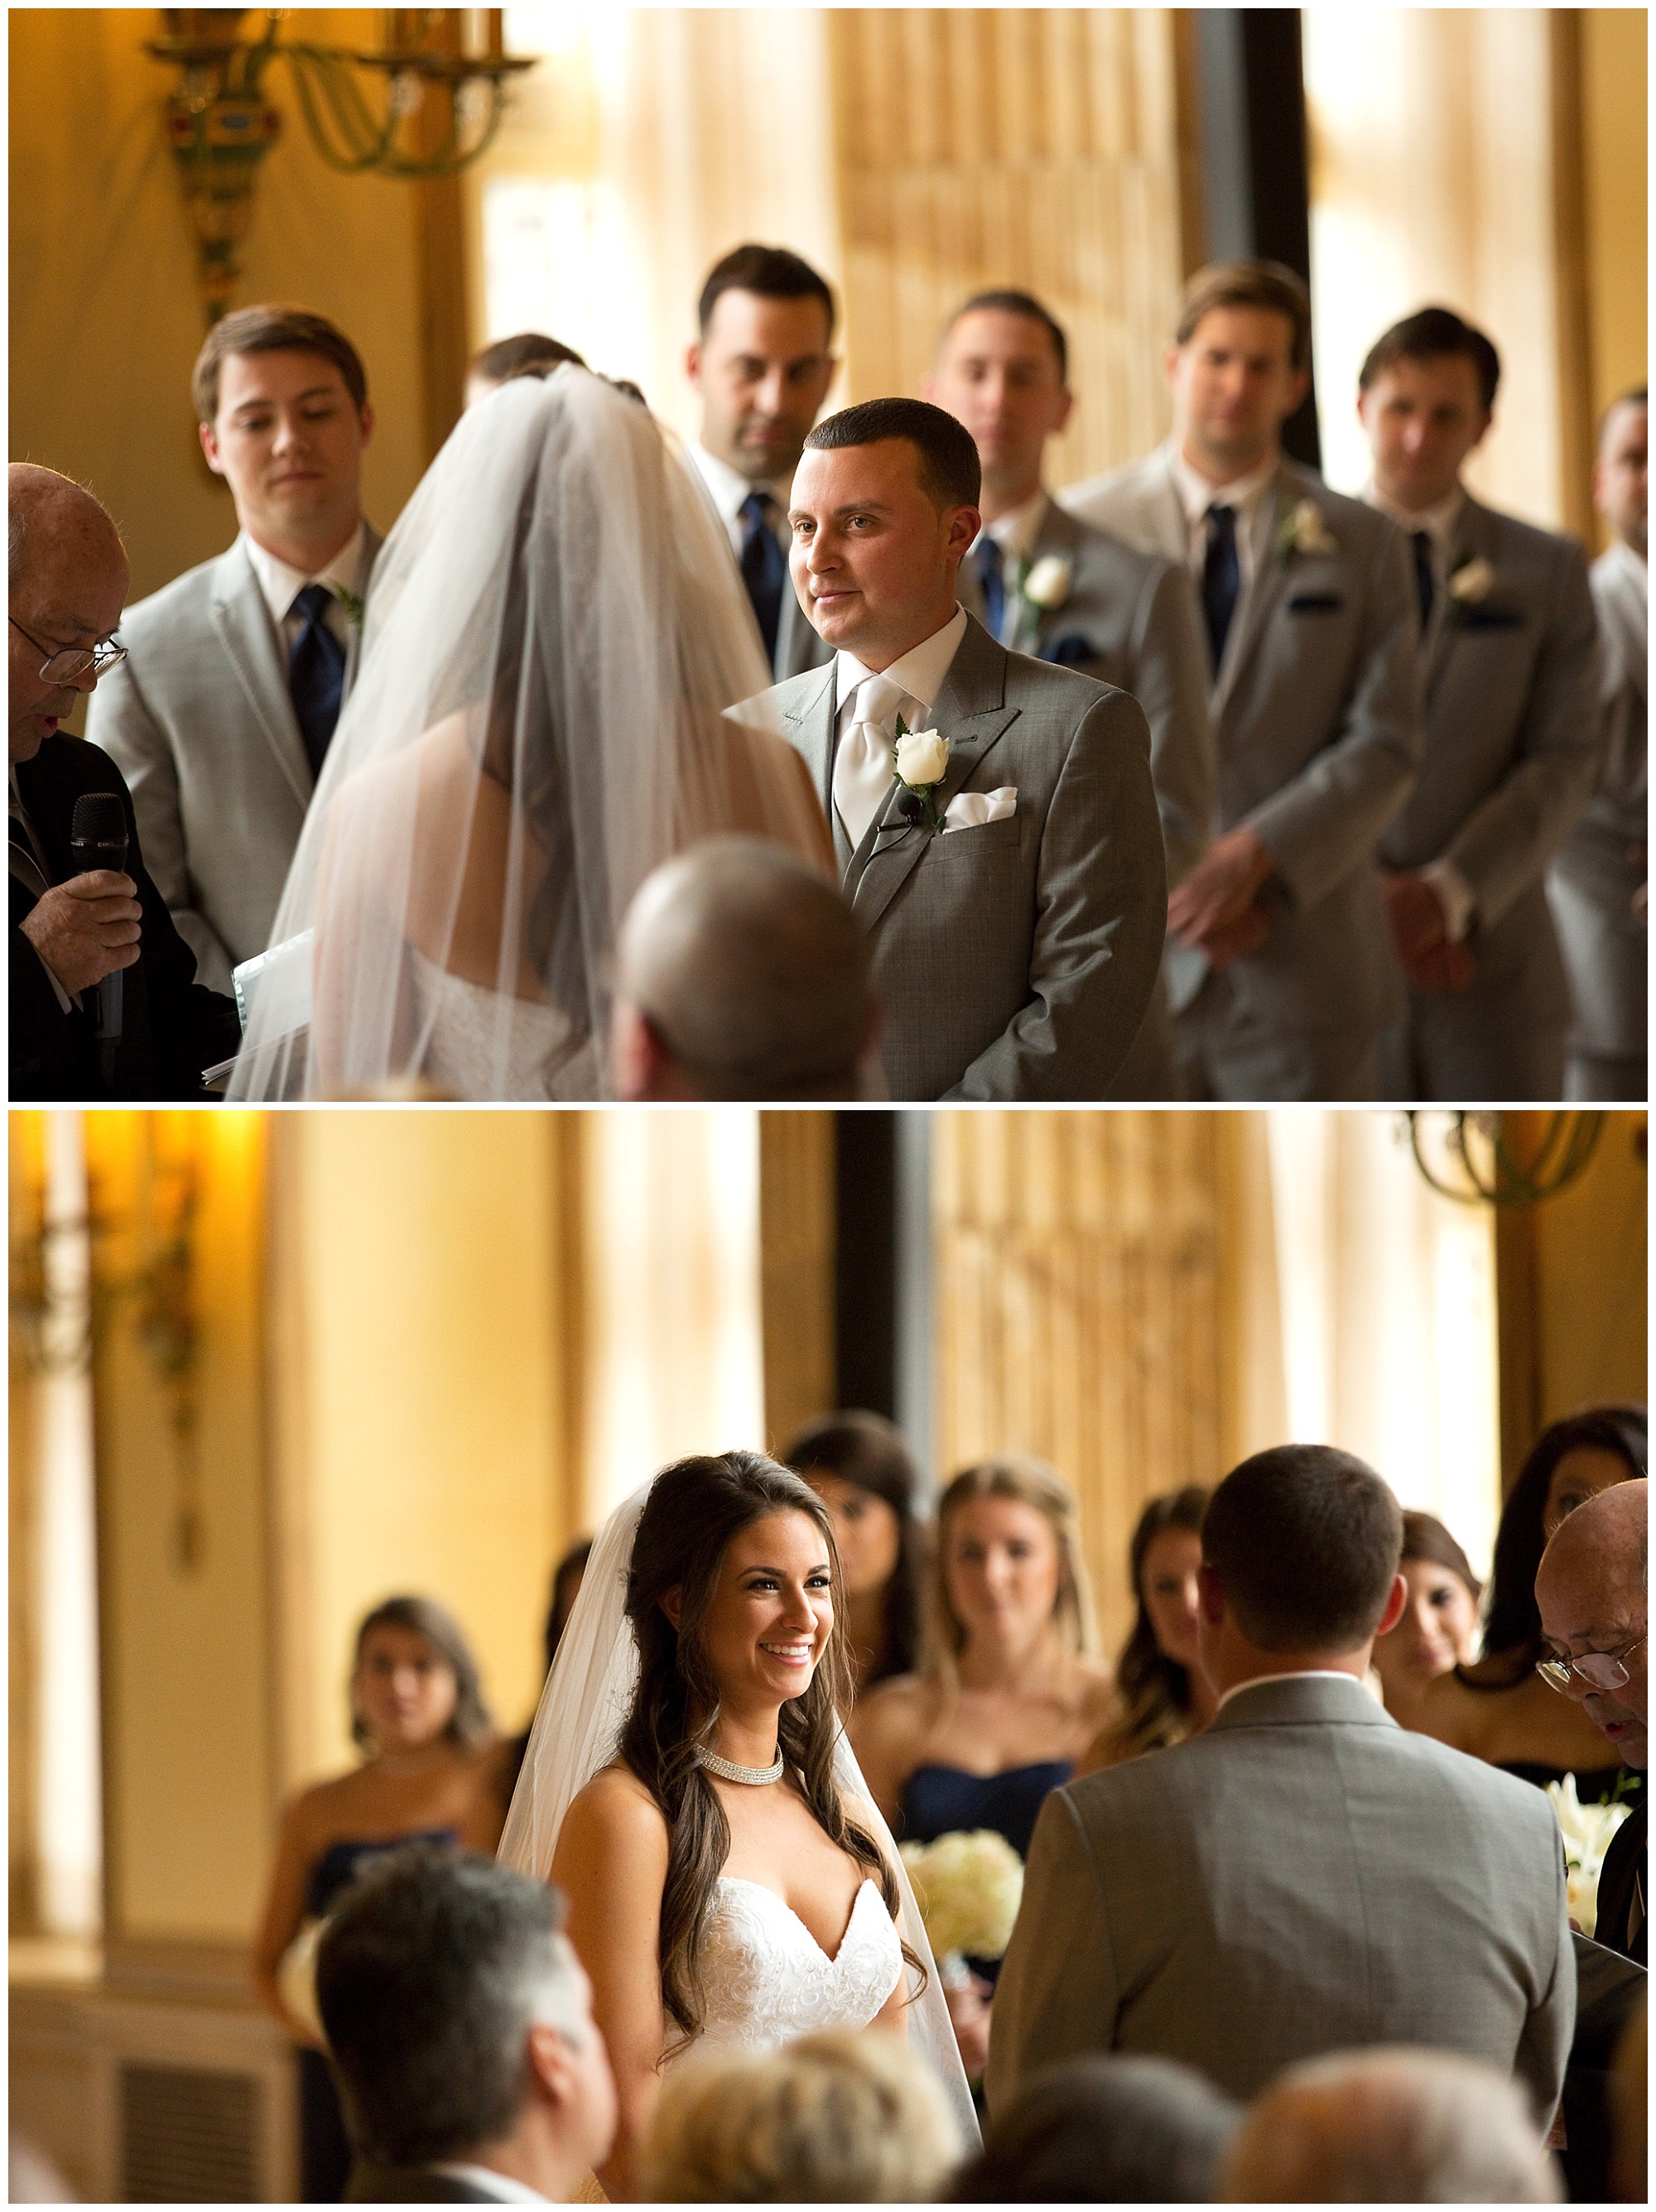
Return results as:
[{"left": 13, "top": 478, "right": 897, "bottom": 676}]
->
[
  {"left": 20, "top": 869, "right": 142, "bottom": 998},
  {"left": 1168, "top": 826, "right": 1274, "bottom": 949},
  {"left": 1383, "top": 871, "right": 1448, "bottom": 963},
  {"left": 1405, "top": 940, "right": 1476, "bottom": 993}
]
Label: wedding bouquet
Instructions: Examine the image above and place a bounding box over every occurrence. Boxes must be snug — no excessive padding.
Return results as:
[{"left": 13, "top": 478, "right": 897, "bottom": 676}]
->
[
  {"left": 898, "top": 1828, "right": 1024, "bottom": 1966},
  {"left": 1545, "top": 1773, "right": 1633, "bottom": 1938}
]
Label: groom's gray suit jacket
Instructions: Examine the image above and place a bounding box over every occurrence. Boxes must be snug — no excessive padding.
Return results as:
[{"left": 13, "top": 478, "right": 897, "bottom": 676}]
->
[
  {"left": 765, "top": 611, "right": 1167, "bottom": 1099},
  {"left": 987, "top": 1673, "right": 1575, "bottom": 2123},
  {"left": 89, "top": 527, "right": 382, "bottom": 994}
]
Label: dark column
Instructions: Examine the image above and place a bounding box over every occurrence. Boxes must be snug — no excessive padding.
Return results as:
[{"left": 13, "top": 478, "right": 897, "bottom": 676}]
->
[
  {"left": 1194, "top": 8, "right": 1321, "bottom": 470},
  {"left": 834, "top": 1113, "right": 897, "bottom": 1419}
]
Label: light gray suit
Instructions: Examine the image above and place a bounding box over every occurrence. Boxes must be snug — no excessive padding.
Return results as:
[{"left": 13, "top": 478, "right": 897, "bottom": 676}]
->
[
  {"left": 1378, "top": 496, "right": 1601, "bottom": 1102},
  {"left": 1064, "top": 452, "right": 1422, "bottom": 1100},
  {"left": 988, "top": 1674, "right": 1574, "bottom": 2124},
  {"left": 1548, "top": 539, "right": 1647, "bottom": 1099},
  {"left": 764, "top": 611, "right": 1167, "bottom": 1099},
  {"left": 958, "top": 500, "right": 1216, "bottom": 1099},
  {"left": 89, "top": 528, "right": 382, "bottom": 994}
]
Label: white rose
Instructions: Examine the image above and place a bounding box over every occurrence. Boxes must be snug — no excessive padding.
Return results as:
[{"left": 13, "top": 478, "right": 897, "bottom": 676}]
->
[
  {"left": 894, "top": 726, "right": 950, "bottom": 786},
  {"left": 1448, "top": 555, "right": 1495, "bottom": 603},
  {"left": 1022, "top": 554, "right": 1073, "bottom": 610},
  {"left": 1293, "top": 498, "right": 1337, "bottom": 555}
]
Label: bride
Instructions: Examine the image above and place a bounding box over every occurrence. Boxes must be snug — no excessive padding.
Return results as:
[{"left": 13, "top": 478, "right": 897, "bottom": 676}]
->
[
  {"left": 498, "top": 1451, "right": 975, "bottom": 2199},
  {"left": 229, "top": 368, "right": 831, "bottom": 1100}
]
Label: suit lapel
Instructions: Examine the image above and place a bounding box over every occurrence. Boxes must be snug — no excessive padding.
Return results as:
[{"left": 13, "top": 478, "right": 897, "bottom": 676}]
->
[
  {"left": 1213, "top": 467, "right": 1291, "bottom": 714},
  {"left": 780, "top": 660, "right": 838, "bottom": 820},
  {"left": 1423, "top": 496, "right": 1497, "bottom": 702},
  {"left": 211, "top": 542, "right": 314, "bottom": 808}
]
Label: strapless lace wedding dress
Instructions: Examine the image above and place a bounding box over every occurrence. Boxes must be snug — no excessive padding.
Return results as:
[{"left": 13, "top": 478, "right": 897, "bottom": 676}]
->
[
  {"left": 407, "top": 947, "right": 599, "bottom": 1100},
  {"left": 671, "top": 1876, "right": 903, "bottom": 2059}
]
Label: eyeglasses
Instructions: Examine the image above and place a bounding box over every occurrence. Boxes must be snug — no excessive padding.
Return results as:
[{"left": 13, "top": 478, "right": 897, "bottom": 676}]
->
[
  {"left": 1535, "top": 1634, "right": 1646, "bottom": 1696},
  {"left": 10, "top": 615, "right": 128, "bottom": 684}
]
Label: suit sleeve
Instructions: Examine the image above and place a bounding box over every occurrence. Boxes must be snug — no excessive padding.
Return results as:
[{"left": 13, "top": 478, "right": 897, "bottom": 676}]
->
[
  {"left": 944, "top": 689, "right": 1167, "bottom": 1100},
  {"left": 985, "top": 1788, "right": 1120, "bottom": 2114},
  {"left": 1129, "top": 560, "right": 1216, "bottom": 889},
  {"left": 1514, "top": 1816, "right": 1578, "bottom": 2130},
  {"left": 1245, "top": 515, "right": 1424, "bottom": 911},
  {"left": 87, "top": 653, "right": 236, "bottom": 995},
  {"left": 1447, "top": 541, "right": 1605, "bottom": 929}
]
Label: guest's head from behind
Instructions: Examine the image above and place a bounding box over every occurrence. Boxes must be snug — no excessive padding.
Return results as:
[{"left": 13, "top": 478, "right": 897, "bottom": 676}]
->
[
  {"left": 8, "top": 465, "right": 130, "bottom": 765},
  {"left": 1535, "top": 1478, "right": 1648, "bottom": 1771},
  {"left": 1596, "top": 387, "right": 1648, "bottom": 560},
  {"left": 785, "top": 1410, "right": 927, "bottom": 1691},
  {"left": 1090, "top": 1485, "right": 1212, "bottom": 1766},
  {"left": 641, "top": 2027, "right": 958, "bottom": 2201},
  {"left": 1167, "top": 258, "right": 1312, "bottom": 483},
  {"left": 922, "top": 288, "right": 1071, "bottom": 517},
  {"left": 315, "top": 1847, "right": 616, "bottom": 2202},
  {"left": 612, "top": 836, "right": 879, "bottom": 1100},
  {"left": 465, "top": 330, "right": 587, "bottom": 409},
  {"left": 791, "top": 397, "right": 982, "bottom": 666},
  {"left": 350, "top": 1594, "right": 493, "bottom": 1757},
  {"left": 689, "top": 243, "right": 838, "bottom": 487},
  {"left": 1371, "top": 1510, "right": 1484, "bottom": 1721},
  {"left": 952, "top": 2052, "right": 1240, "bottom": 2202},
  {"left": 191, "top": 303, "right": 372, "bottom": 571},
  {"left": 1358, "top": 304, "right": 1500, "bottom": 515},
  {"left": 1472, "top": 1404, "right": 1646, "bottom": 1683},
  {"left": 930, "top": 1456, "right": 1095, "bottom": 1674},
  {"left": 1197, "top": 1445, "right": 1405, "bottom": 1695},
  {"left": 1220, "top": 2046, "right": 1561, "bottom": 2202}
]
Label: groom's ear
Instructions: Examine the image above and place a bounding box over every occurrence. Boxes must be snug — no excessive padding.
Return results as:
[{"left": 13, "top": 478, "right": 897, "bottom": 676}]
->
[{"left": 661, "top": 1585, "right": 685, "bottom": 1631}]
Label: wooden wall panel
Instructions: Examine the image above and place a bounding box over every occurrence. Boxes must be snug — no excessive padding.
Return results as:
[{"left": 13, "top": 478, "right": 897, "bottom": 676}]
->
[
  {"left": 758, "top": 1113, "right": 837, "bottom": 1457},
  {"left": 932, "top": 1111, "right": 1224, "bottom": 1660}
]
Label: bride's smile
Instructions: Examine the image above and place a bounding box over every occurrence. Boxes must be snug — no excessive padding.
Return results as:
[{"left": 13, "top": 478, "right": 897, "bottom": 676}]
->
[{"left": 685, "top": 1511, "right": 835, "bottom": 1746}]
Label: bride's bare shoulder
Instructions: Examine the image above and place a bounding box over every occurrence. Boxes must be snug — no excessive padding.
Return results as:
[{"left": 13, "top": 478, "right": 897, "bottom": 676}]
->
[{"left": 558, "top": 1763, "right": 668, "bottom": 1868}]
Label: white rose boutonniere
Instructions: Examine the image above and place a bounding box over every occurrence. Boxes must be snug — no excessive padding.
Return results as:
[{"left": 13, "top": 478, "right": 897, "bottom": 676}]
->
[
  {"left": 892, "top": 715, "right": 951, "bottom": 830},
  {"left": 1019, "top": 553, "right": 1074, "bottom": 612},
  {"left": 1277, "top": 497, "right": 1338, "bottom": 564},
  {"left": 1447, "top": 555, "right": 1495, "bottom": 612}
]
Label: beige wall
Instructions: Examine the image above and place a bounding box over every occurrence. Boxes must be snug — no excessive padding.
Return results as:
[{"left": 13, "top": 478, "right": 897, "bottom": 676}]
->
[{"left": 9, "top": 9, "right": 428, "bottom": 604}]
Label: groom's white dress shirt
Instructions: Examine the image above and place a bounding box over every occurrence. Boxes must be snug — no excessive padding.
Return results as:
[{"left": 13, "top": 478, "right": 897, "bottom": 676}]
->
[{"left": 831, "top": 606, "right": 968, "bottom": 845}]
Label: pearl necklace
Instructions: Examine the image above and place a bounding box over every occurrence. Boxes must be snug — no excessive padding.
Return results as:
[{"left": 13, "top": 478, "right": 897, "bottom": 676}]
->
[{"left": 695, "top": 1743, "right": 784, "bottom": 1786}]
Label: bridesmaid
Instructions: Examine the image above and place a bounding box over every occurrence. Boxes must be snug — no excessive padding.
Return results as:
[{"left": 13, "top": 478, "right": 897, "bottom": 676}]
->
[
  {"left": 1370, "top": 1511, "right": 1483, "bottom": 1729},
  {"left": 850, "top": 1458, "right": 1111, "bottom": 2070},
  {"left": 253, "top": 1596, "right": 510, "bottom": 2201},
  {"left": 786, "top": 1411, "right": 928, "bottom": 1695},
  {"left": 1079, "top": 1485, "right": 1216, "bottom": 1771}
]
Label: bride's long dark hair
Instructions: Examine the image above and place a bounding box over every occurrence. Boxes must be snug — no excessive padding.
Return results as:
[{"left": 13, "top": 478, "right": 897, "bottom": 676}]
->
[{"left": 619, "top": 1450, "right": 917, "bottom": 2039}]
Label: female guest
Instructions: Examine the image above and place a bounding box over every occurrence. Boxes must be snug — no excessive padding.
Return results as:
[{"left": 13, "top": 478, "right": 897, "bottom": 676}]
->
[
  {"left": 786, "top": 1411, "right": 927, "bottom": 1695},
  {"left": 1370, "top": 1512, "right": 1483, "bottom": 1729},
  {"left": 1413, "top": 1406, "right": 1646, "bottom": 1799},
  {"left": 253, "top": 1596, "right": 508, "bottom": 2201},
  {"left": 1080, "top": 1486, "right": 1214, "bottom": 1771}
]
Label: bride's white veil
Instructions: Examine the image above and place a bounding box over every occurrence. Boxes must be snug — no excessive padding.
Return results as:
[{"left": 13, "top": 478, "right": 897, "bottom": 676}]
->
[
  {"left": 498, "top": 1484, "right": 980, "bottom": 2149},
  {"left": 229, "top": 368, "right": 830, "bottom": 1101}
]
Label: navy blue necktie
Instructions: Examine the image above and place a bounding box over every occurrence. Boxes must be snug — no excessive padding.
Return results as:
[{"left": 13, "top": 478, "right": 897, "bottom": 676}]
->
[
  {"left": 739, "top": 492, "right": 786, "bottom": 667},
  {"left": 288, "top": 583, "right": 347, "bottom": 777},
  {"left": 1201, "top": 503, "right": 1240, "bottom": 676},
  {"left": 1411, "top": 530, "right": 1436, "bottom": 631},
  {"left": 975, "top": 536, "right": 1008, "bottom": 643}
]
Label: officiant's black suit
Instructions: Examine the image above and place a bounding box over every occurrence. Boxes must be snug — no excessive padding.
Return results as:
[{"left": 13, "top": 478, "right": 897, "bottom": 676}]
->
[
  {"left": 1595, "top": 1797, "right": 1647, "bottom": 1966},
  {"left": 10, "top": 734, "right": 239, "bottom": 1099}
]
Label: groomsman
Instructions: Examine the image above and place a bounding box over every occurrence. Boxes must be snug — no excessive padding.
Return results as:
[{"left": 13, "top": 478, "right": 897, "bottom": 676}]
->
[
  {"left": 1356, "top": 307, "right": 1601, "bottom": 1100},
  {"left": 924, "top": 288, "right": 1214, "bottom": 1097},
  {"left": 685, "top": 244, "right": 837, "bottom": 684},
  {"left": 89, "top": 306, "right": 382, "bottom": 993},
  {"left": 1550, "top": 388, "right": 1648, "bottom": 1102},
  {"left": 1065, "top": 262, "right": 1421, "bottom": 1101}
]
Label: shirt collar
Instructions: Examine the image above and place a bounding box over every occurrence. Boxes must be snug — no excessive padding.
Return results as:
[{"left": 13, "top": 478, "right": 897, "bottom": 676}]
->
[
  {"left": 1607, "top": 536, "right": 1649, "bottom": 604},
  {"left": 1362, "top": 479, "right": 1465, "bottom": 555},
  {"left": 1214, "top": 1667, "right": 1367, "bottom": 1714},
  {"left": 983, "top": 487, "right": 1052, "bottom": 562},
  {"left": 428, "top": 2163, "right": 548, "bottom": 2203},
  {"left": 242, "top": 519, "right": 366, "bottom": 632},
  {"left": 1167, "top": 442, "right": 1278, "bottom": 529},
  {"left": 834, "top": 604, "right": 969, "bottom": 717},
  {"left": 688, "top": 439, "right": 790, "bottom": 527}
]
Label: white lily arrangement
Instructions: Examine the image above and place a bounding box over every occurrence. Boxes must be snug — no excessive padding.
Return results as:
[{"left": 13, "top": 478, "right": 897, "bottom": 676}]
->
[
  {"left": 892, "top": 714, "right": 951, "bottom": 831},
  {"left": 1447, "top": 555, "right": 1496, "bottom": 610},
  {"left": 898, "top": 1827, "right": 1025, "bottom": 1964},
  {"left": 1544, "top": 1772, "right": 1633, "bottom": 1938},
  {"left": 1276, "top": 496, "right": 1338, "bottom": 563},
  {"left": 1018, "top": 552, "right": 1074, "bottom": 613}
]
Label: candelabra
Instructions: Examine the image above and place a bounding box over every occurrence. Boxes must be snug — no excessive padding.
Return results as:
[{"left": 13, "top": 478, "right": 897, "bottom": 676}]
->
[{"left": 1404, "top": 1111, "right": 1605, "bottom": 1209}]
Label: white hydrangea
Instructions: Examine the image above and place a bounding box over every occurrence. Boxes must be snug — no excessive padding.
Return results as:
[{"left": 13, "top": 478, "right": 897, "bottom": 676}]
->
[{"left": 899, "top": 1827, "right": 1025, "bottom": 1961}]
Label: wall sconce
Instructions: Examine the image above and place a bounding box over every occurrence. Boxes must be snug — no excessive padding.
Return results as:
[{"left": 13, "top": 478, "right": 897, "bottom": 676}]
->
[
  {"left": 146, "top": 8, "right": 536, "bottom": 322},
  {"left": 1405, "top": 1111, "right": 1605, "bottom": 1207}
]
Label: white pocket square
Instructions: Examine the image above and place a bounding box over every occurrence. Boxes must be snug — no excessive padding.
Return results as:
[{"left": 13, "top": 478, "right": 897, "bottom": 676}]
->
[{"left": 941, "top": 786, "right": 1018, "bottom": 833}]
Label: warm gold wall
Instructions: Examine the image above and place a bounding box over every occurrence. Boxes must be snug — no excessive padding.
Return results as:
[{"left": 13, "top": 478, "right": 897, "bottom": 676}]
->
[
  {"left": 1533, "top": 1112, "right": 1647, "bottom": 1428},
  {"left": 1581, "top": 9, "right": 1648, "bottom": 533},
  {"left": 9, "top": 9, "right": 428, "bottom": 604},
  {"left": 758, "top": 1113, "right": 837, "bottom": 1455}
]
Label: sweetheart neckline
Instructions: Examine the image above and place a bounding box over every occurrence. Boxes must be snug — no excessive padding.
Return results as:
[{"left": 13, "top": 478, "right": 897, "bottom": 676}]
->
[{"left": 715, "top": 1873, "right": 883, "bottom": 1967}]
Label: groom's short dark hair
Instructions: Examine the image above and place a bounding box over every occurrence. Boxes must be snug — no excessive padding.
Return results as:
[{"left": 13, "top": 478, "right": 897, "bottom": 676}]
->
[
  {"left": 805, "top": 399, "right": 981, "bottom": 511},
  {"left": 699, "top": 244, "right": 836, "bottom": 343},
  {"left": 1202, "top": 1445, "right": 1403, "bottom": 1652}
]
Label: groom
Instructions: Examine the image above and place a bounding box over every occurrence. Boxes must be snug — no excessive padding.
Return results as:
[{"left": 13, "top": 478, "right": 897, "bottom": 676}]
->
[{"left": 767, "top": 397, "right": 1166, "bottom": 1099}]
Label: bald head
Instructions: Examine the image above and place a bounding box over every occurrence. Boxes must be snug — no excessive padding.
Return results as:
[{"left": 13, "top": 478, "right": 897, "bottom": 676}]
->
[
  {"left": 613, "top": 837, "right": 877, "bottom": 1100},
  {"left": 1221, "top": 2048, "right": 1559, "bottom": 2203},
  {"left": 1537, "top": 1479, "right": 1648, "bottom": 1767},
  {"left": 9, "top": 465, "right": 128, "bottom": 762}
]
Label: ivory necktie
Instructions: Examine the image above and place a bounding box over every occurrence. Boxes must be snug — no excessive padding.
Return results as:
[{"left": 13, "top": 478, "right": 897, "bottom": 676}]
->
[{"left": 833, "top": 672, "right": 908, "bottom": 849}]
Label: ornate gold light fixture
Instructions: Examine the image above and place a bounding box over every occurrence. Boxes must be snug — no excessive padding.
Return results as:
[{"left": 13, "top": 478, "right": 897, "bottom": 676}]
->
[
  {"left": 1404, "top": 1111, "right": 1605, "bottom": 1208},
  {"left": 146, "top": 8, "right": 536, "bottom": 321}
]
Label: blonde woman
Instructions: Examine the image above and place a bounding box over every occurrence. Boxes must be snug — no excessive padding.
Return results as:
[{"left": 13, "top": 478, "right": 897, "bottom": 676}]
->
[{"left": 850, "top": 1459, "right": 1112, "bottom": 2070}]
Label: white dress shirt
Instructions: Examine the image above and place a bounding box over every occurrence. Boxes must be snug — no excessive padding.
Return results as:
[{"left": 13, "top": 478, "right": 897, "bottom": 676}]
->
[
  {"left": 1168, "top": 445, "right": 1278, "bottom": 591},
  {"left": 242, "top": 518, "right": 366, "bottom": 661},
  {"left": 429, "top": 2162, "right": 547, "bottom": 2202},
  {"left": 833, "top": 604, "right": 968, "bottom": 732},
  {"left": 1215, "top": 1667, "right": 1377, "bottom": 1714},
  {"left": 686, "top": 440, "right": 791, "bottom": 562},
  {"left": 831, "top": 605, "right": 969, "bottom": 844}
]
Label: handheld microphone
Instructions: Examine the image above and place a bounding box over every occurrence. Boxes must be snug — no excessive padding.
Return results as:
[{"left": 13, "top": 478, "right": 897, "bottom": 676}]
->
[{"left": 69, "top": 791, "right": 129, "bottom": 1082}]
